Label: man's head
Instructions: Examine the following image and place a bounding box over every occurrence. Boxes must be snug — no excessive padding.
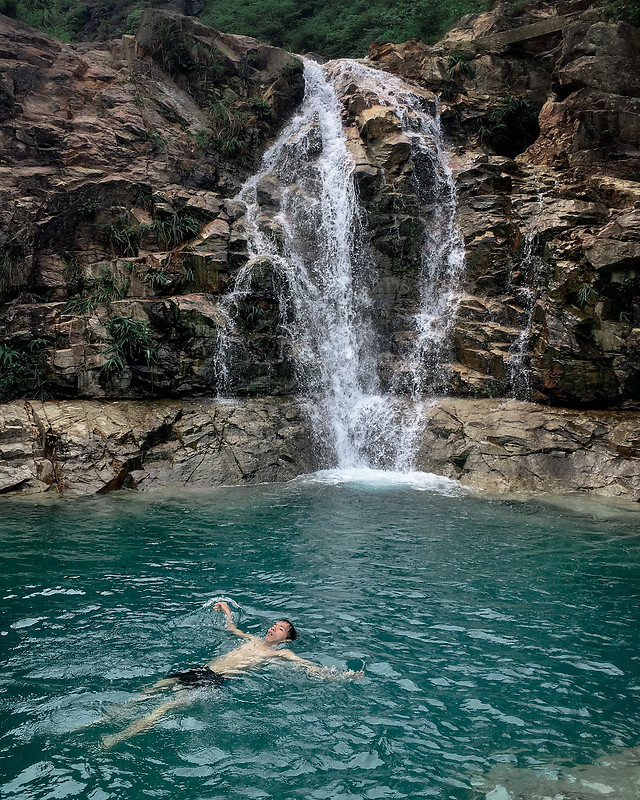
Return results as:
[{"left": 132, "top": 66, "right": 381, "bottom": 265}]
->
[{"left": 265, "top": 619, "right": 297, "bottom": 645}]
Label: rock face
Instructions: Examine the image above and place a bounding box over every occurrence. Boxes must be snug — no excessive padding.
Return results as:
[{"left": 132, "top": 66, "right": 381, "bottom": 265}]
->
[
  {"left": 0, "top": 398, "right": 313, "bottom": 494},
  {"left": 1, "top": 397, "right": 638, "bottom": 500},
  {"left": 417, "top": 398, "right": 640, "bottom": 499},
  {"left": 1, "top": 3, "right": 640, "bottom": 499},
  {"left": 369, "top": 0, "right": 640, "bottom": 408},
  {"left": 0, "top": 10, "right": 303, "bottom": 399}
]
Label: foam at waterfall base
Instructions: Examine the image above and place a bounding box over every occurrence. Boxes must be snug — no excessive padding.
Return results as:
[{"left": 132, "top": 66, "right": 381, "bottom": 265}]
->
[{"left": 297, "top": 467, "right": 463, "bottom": 494}]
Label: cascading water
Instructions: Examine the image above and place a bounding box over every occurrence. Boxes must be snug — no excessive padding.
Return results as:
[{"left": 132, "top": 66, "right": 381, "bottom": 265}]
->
[
  {"left": 509, "top": 233, "right": 544, "bottom": 400},
  {"left": 509, "top": 189, "right": 546, "bottom": 401},
  {"left": 218, "top": 58, "right": 465, "bottom": 471}
]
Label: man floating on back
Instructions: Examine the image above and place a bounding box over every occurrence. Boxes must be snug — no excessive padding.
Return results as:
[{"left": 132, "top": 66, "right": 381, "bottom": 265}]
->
[{"left": 102, "top": 601, "right": 363, "bottom": 748}]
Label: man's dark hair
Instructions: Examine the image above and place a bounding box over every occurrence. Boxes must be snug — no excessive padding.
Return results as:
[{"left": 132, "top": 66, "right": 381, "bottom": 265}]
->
[{"left": 280, "top": 619, "right": 297, "bottom": 641}]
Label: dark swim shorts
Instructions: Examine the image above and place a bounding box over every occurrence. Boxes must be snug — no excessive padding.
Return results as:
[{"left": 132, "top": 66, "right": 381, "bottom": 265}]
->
[{"left": 169, "top": 667, "right": 226, "bottom": 688}]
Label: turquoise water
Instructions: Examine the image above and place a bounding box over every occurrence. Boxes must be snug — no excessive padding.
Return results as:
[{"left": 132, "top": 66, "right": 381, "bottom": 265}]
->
[{"left": 1, "top": 476, "right": 640, "bottom": 799}]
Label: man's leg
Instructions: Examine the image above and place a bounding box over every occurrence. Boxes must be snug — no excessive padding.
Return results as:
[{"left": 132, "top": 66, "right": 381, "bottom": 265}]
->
[{"left": 102, "top": 695, "right": 190, "bottom": 749}]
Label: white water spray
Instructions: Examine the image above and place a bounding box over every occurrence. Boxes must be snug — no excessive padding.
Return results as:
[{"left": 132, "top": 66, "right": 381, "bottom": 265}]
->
[{"left": 219, "top": 58, "right": 465, "bottom": 471}]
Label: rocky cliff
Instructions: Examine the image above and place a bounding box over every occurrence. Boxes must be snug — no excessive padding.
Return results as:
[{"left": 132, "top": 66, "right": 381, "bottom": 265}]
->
[
  {"left": 0, "top": 10, "right": 304, "bottom": 399},
  {"left": 1, "top": 397, "right": 637, "bottom": 499},
  {"left": 369, "top": 0, "right": 640, "bottom": 407},
  {"left": 1, "top": 2, "right": 639, "bottom": 499}
]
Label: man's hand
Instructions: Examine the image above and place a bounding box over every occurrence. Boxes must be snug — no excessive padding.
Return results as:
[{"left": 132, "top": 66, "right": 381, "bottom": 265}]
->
[
  {"left": 343, "top": 669, "right": 365, "bottom": 681},
  {"left": 212, "top": 601, "right": 250, "bottom": 638}
]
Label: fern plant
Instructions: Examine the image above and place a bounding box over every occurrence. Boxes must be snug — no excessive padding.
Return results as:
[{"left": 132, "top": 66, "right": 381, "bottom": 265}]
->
[{"left": 102, "top": 317, "right": 157, "bottom": 375}]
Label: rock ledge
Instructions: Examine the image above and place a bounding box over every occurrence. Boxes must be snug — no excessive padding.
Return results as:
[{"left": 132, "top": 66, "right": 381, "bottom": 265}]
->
[{"left": 1, "top": 398, "right": 638, "bottom": 501}]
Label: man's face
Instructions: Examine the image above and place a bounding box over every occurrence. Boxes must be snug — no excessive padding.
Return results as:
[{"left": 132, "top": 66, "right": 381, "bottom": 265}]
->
[{"left": 265, "top": 620, "right": 291, "bottom": 645}]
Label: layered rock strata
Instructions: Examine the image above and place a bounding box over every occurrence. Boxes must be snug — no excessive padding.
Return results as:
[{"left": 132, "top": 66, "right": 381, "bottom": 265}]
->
[
  {"left": 0, "top": 397, "right": 638, "bottom": 500},
  {"left": 369, "top": 0, "right": 640, "bottom": 407},
  {"left": 0, "top": 397, "right": 313, "bottom": 494},
  {"left": 1, "top": 3, "right": 640, "bottom": 499},
  {"left": 0, "top": 10, "right": 303, "bottom": 398}
]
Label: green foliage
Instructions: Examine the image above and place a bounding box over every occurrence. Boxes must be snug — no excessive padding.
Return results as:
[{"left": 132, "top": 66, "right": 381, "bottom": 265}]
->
[
  {"left": 439, "top": 81, "right": 459, "bottom": 101},
  {"left": 0, "top": 0, "right": 18, "bottom": 18},
  {"left": 134, "top": 186, "right": 155, "bottom": 211},
  {"left": 64, "top": 266, "right": 129, "bottom": 315},
  {"left": 124, "top": 3, "right": 149, "bottom": 34},
  {"left": 248, "top": 97, "right": 272, "bottom": 119},
  {"left": 508, "top": 0, "right": 526, "bottom": 15},
  {"left": 94, "top": 270, "right": 129, "bottom": 305},
  {"left": 207, "top": 96, "right": 253, "bottom": 158},
  {"left": 11, "top": 0, "right": 489, "bottom": 59},
  {"left": 604, "top": 0, "right": 640, "bottom": 26},
  {"left": 63, "top": 252, "right": 83, "bottom": 294},
  {"left": 102, "top": 316, "right": 156, "bottom": 375},
  {"left": 445, "top": 51, "right": 476, "bottom": 78},
  {"left": 478, "top": 96, "right": 541, "bottom": 158},
  {"left": 236, "top": 297, "right": 269, "bottom": 328},
  {"left": 142, "top": 268, "right": 173, "bottom": 292},
  {"left": 0, "top": 338, "right": 52, "bottom": 400},
  {"left": 281, "top": 55, "right": 303, "bottom": 79},
  {"left": 64, "top": 295, "right": 98, "bottom": 315},
  {"left": 101, "top": 210, "right": 140, "bottom": 257},
  {"left": 155, "top": 20, "right": 196, "bottom": 73},
  {"left": 145, "top": 125, "right": 167, "bottom": 152},
  {"left": 577, "top": 282, "right": 598, "bottom": 308},
  {"left": 149, "top": 213, "right": 200, "bottom": 249},
  {"left": 78, "top": 198, "right": 99, "bottom": 217}
]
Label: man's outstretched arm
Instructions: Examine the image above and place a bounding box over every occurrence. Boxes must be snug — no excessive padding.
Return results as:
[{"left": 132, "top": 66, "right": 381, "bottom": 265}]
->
[
  {"left": 274, "top": 649, "right": 364, "bottom": 680},
  {"left": 213, "top": 601, "right": 253, "bottom": 638}
]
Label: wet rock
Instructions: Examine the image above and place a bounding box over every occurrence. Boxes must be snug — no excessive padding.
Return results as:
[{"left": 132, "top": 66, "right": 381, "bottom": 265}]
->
[
  {"left": 417, "top": 398, "right": 640, "bottom": 500},
  {"left": 1, "top": 397, "right": 639, "bottom": 500},
  {"left": 0, "top": 398, "right": 314, "bottom": 493}
]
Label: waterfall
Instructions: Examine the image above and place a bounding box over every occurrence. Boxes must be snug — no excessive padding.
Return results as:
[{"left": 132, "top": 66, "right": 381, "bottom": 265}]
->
[
  {"left": 509, "top": 188, "right": 546, "bottom": 401},
  {"left": 509, "top": 233, "right": 544, "bottom": 400},
  {"left": 218, "top": 58, "right": 464, "bottom": 471}
]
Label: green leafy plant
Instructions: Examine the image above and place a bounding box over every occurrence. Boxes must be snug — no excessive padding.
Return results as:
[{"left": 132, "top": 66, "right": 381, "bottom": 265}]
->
[
  {"left": 94, "top": 270, "right": 129, "bottom": 305},
  {"left": 78, "top": 199, "right": 99, "bottom": 217},
  {"left": 439, "top": 81, "right": 459, "bottom": 101},
  {"left": 63, "top": 252, "right": 83, "bottom": 294},
  {"left": 102, "top": 316, "right": 157, "bottom": 375},
  {"left": 603, "top": 0, "right": 640, "bottom": 26},
  {"left": 143, "top": 269, "right": 173, "bottom": 292},
  {"left": 146, "top": 125, "right": 167, "bottom": 152},
  {"left": 64, "top": 266, "right": 129, "bottom": 315},
  {"left": 149, "top": 213, "right": 200, "bottom": 250},
  {"left": 577, "top": 282, "right": 598, "bottom": 308},
  {"left": 445, "top": 51, "right": 476, "bottom": 78},
  {"left": 236, "top": 297, "right": 270, "bottom": 328},
  {"left": 64, "top": 296, "right": 97, "bottom": 316},
  {"left": 207, "top": 97, "right": 253, "bottom": 158},
  {"left": 0, "top": 338, "right": 52, "bottom": 400},
  {"left": 248, "top": 97, "right": 272, "bottom": 119},
  {"left": 134, "top": 186, "right": 155, "bottom": 211},
  {"left": 281, "top": 55, "right": 303, "bottom": 79},
  {"left": 6, "top": 0, "right": 491, "bottom": 59},
  {"left": 101, "top": 211, "right": 140, "bottom": 257},
  {"left": 479, "top": 96, "right": 541, "bottom": 158}
]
